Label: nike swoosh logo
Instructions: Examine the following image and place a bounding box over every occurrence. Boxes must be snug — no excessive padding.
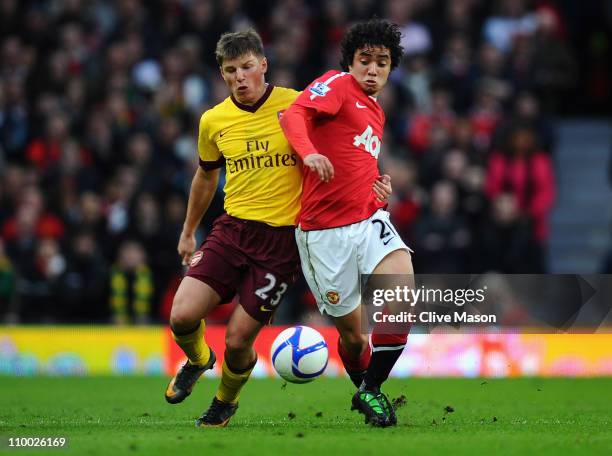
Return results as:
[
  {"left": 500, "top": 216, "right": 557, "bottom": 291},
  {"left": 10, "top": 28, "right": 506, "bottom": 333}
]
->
[
  {"left": 383, "top": 236, "right": 395, "bottom": 246},
  {"left": 355, "top": 102, "right": 367, "bottom": 109},
  {"left": 219, "top": 131, "right": 227, "bottom": 137},
  {"left": 260, "top": 305, "right": 274, "bottom": 312}
]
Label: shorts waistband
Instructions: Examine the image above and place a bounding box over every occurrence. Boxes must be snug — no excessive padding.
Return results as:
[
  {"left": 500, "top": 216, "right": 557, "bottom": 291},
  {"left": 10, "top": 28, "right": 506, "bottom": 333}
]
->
[{"left": 223, "top": 213, "right": 295, "bottom": 231}]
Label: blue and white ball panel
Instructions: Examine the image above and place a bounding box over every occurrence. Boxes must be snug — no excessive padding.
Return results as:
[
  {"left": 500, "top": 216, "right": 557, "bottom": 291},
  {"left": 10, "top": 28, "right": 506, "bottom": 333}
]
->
[{"left": 270, "top": 326, "right": 329, "bottom": 383}]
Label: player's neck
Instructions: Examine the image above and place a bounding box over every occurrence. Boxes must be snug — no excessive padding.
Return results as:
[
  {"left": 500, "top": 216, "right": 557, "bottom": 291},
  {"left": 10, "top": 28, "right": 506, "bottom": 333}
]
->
[
  {"left": 231, "top": 83, "right": 272, "bottom": 113},
  {"left": 242, "top": 83, "right": 268, "bottom": 106}
]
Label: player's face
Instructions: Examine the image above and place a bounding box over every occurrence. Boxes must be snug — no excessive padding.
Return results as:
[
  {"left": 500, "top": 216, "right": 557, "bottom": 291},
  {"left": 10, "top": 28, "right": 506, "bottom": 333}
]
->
[
  {"left": 348, "top": 46, "right": 392, "bottom": 97},
  {"left": 220, "top": 53, "right": 268, "bottom": 105}
]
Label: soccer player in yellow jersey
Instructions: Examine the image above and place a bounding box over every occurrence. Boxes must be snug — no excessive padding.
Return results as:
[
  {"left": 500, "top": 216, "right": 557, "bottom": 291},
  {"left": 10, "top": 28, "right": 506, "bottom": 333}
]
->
[
  {"left": 164, "top": 29, "right": 391, "bottom": 427},
  {"left": 164, "top": 29, "right": 302, "bottom": 427}
]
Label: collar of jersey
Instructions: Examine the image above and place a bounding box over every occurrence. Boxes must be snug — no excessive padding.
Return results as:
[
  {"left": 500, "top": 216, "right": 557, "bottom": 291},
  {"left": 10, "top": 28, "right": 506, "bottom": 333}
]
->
[{"left": 230, "top": 84, "right": 274, "bottom": 113}]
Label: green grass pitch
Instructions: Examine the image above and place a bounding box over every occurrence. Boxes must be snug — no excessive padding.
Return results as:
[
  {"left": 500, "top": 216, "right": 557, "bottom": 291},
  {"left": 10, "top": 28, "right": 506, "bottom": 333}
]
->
[{"left": 1, "top": 377, "right": 611, "bottom": 455}]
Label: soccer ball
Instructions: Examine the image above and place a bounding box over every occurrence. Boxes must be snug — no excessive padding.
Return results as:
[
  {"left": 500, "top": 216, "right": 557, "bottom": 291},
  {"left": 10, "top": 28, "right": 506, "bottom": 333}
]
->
[{"left": 270, "top": 326, "right": 329, "bottom": 383}]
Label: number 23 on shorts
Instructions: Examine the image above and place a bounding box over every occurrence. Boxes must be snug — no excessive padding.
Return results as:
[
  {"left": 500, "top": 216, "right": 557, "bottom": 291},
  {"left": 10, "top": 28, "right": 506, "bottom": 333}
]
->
[{"left": 255, "top": 273, "right": 288, "bottom": 312}]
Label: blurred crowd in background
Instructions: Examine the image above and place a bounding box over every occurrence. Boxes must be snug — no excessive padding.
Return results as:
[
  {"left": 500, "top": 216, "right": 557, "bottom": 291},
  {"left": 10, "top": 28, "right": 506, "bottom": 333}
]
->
[{"left": 1, "top": 0, "right": 611, "bottom": 324}]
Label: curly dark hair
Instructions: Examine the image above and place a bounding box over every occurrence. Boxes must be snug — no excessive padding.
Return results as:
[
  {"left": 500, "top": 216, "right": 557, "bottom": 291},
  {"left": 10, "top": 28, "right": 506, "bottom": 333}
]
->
[{"left": 340, "top": 19, "right": 403, "bottom": 72}]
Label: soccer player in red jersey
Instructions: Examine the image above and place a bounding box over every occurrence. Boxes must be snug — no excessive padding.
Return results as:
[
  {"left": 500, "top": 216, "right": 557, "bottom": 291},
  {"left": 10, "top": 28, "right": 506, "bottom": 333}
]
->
[{"left": 281, "top": 19, "right": 414, "bottom": 427}]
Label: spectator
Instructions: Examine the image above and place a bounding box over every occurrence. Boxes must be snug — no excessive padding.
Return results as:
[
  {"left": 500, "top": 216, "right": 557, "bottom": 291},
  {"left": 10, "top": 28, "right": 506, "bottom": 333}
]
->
[
  {"left": 494, "top": 91, "right": 555, "bottom": 154},
  {"left": 25, "top": 111, "right": 72, "bottom": 171},
  {"left": 436, "top": 33, "right": 476, "bottom": 113},
  {"left": 17, "top": 237, "right": 66, "bottom": 322},
  {"left": 154, "top": 193, "right": 188, "bottom": 294},
  {"left": 407, "top": 83, "right": 456, "bottom": 154},
  {"left": 480, "top": 193, "right": 540, "bottom": 273},
  {"left": 529, "top": 5, "right": 578, "bottom": 113},
  {"left": 0, "top": 238, "right": 16, "bottom": 322},
  {"left": 58, "top": 231, "right": 109, "bottom": 322},
  {"left": 430, "top": 0, "right": 481, "bottom": 58},
  {"left": 401, "top": 54, "right": 433, "bottom": 114},
  {"left": 450, "top": 116, "right": 484, "bottom": 163},
  {"left": 386, "top": 0, "right": 432, "bottom": 56},
  {"left": 485, "top": 125, "right": 555, "bottom": 270},
  {"left": 473, "top": 43, "right": 513, "bottom": 102},
  {"left": 2, "top": 186, "right": 65, "bottom": 248},
  {"left": 483, "top": 0, "right": 538, "bottom": 54},
  {"left": 384, "top": 156, "right": 422, "bottom": 244},
  {"left": 457, "top": 164, "right": 488, "bottom": 239},
  {"left": 109, "top": 240, "right": 153, "bottom": 325},
  {"left": 469, "top": 81, "right": 504, "bottom": 151},
  {"left": 413, "top": 180, "right": 471, "bottom": 273},
  {"left": 0, "top": 76, "right": 29, "bottom": 162}
]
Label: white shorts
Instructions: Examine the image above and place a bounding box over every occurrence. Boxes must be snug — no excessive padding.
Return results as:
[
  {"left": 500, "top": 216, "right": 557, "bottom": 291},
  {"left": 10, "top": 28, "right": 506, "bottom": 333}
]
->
[{"left": 295, "top": 210, "right": 411, "bottom": 318}]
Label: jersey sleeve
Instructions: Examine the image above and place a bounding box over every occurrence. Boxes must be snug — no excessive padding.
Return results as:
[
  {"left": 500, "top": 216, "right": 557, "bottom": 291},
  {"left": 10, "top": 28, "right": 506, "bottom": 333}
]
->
[
  {"left": 197, "top": 112, "right": 225, "bottom": 170},
  {"left": 280, "top": 104, "right": 318, "bottom": 159},
  {"left": 292, "top": 71, "right": 349, "bottom": 117}
]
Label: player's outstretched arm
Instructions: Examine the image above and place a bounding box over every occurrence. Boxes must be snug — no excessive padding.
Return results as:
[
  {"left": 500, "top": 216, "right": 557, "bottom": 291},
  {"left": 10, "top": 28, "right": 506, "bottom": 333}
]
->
[
  {"left": 280, "top": 105, "right": 334, "bottom": 182},
  {"left": 179, "top": 167, "right": 220, "bottom": 265}
]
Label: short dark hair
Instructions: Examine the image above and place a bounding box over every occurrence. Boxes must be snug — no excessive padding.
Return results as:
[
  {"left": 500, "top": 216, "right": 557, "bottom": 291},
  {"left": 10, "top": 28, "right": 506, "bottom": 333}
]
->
[
  {"left": 340, "top": 19, "right": 403, "bottom": 72},
  {"left": 215, "top": 28, "right": 265, "bottom": 66}
]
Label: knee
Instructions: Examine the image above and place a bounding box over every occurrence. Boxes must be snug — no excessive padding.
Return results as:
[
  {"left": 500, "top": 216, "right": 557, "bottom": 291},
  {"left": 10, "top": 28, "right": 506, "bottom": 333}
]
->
[
  {"left": 169, "top": 294, "right": 200, "bottom": 332},
  {"left": 340, "top": 332, "right": 368, "bottom": 356},
  {"left": 225, "top": 329, "right": 253, "bottom": 354}
]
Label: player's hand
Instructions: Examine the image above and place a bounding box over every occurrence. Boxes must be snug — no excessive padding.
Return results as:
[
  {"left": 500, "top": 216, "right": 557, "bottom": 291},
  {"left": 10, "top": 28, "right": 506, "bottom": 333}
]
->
[
  {"left": 303, "top": 153, "right": 334, "bottom": 182},
  {"left": 177, "top": 231, "right": 197, "bottom": 266},
  {"left": 373, "top": 174, "right": 392, "bottom": 203}
]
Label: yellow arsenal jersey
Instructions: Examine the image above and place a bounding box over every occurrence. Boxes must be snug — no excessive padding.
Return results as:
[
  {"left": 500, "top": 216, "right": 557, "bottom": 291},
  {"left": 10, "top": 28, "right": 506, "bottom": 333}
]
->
[{"left": 198, "top": 85, "right": 302, "bottom": 227}]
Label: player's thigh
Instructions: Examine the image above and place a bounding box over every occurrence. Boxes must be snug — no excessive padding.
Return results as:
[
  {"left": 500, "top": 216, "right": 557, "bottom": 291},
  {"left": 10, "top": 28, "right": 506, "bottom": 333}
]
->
[
  {"left": 295, "top": 227, "right": 360, "bottom": 317},
  {"left": 176, "top": 214, "right": 244, "bottom": 325},
  {"left": 170, "top": 277, "right": 222, "bottom": 329},
  {"left": 372, "top": 249, "right": 414, "bottom": 275}
]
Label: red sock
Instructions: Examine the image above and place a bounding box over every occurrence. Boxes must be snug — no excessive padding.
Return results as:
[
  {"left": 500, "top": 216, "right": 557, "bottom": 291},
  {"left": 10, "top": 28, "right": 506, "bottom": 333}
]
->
[
  {"left": 371, "top": 332, "right": 408, "bottom": 347},
  {"left": 338, "top": 337, "right": 371, "bottom": 387},
  {"left": 365, "top": 330, "right": 410, "bottom": 390}
]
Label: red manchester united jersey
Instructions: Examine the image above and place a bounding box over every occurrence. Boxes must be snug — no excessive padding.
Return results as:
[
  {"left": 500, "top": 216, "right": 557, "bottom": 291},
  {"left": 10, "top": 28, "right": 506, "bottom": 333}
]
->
[{"left": 285, "top": 70, "right": 386, "bottom": 230}]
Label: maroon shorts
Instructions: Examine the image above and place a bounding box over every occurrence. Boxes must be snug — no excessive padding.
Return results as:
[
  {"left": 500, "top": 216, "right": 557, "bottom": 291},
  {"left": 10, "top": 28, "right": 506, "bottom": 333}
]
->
[{"left": 186, "top": 214, "right": 300, "bottom": 324}]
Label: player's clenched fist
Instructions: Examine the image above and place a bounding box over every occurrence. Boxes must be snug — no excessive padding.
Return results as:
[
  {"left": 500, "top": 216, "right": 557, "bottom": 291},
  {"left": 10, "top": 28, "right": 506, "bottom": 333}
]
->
[
  {"left": 177, "top": 231, "right": 197, "bottom": 266},
  {"left": 304, "top": 153, "right": 334, "bottom": 182}
]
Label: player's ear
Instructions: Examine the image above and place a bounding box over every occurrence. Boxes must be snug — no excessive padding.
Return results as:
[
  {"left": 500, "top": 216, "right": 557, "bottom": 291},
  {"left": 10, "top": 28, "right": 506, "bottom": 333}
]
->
[
  {"left": 219, "top": 65, "right": 229, "bottom": 83},
  {"left": 260, "top": 56, "right": 268, "bottom": 74}
]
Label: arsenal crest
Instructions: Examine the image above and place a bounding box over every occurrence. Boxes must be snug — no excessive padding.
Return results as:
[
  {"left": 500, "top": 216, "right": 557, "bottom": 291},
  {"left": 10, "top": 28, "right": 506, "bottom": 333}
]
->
[{"left": 190, "top": 251, "right": 203, "bottom": 266}]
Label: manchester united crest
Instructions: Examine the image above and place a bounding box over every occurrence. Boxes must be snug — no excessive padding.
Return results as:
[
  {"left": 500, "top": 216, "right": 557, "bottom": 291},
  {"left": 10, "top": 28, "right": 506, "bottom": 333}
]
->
[{"left": 325, "top": 290, "right": 340, "bottom": 305}]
